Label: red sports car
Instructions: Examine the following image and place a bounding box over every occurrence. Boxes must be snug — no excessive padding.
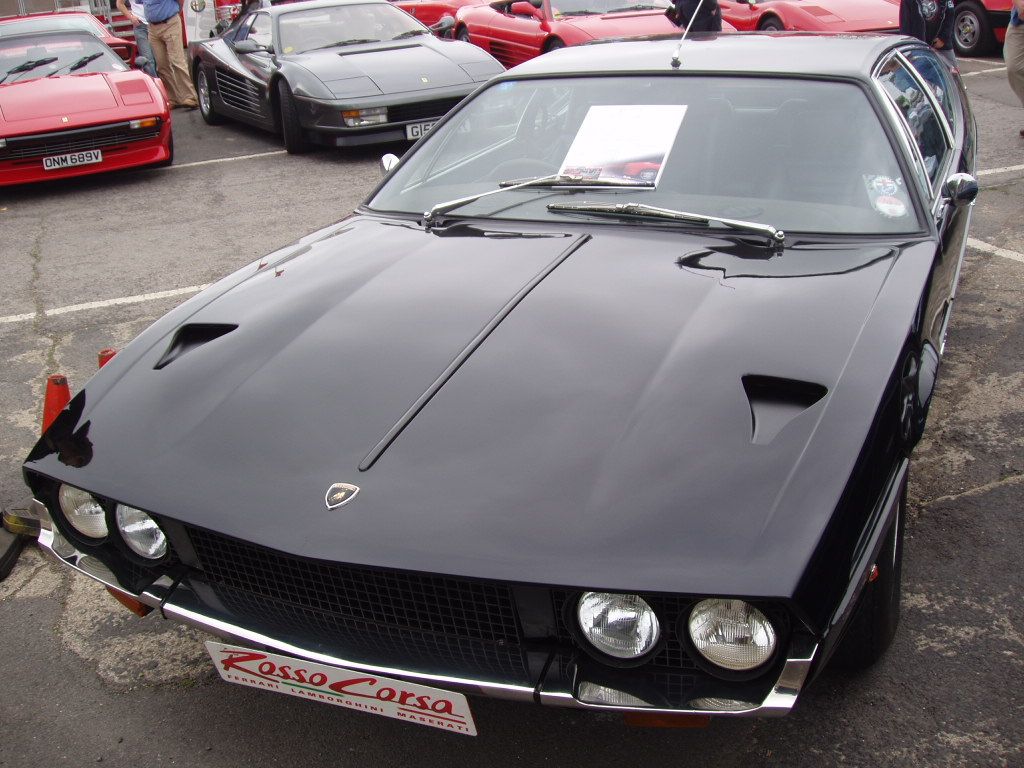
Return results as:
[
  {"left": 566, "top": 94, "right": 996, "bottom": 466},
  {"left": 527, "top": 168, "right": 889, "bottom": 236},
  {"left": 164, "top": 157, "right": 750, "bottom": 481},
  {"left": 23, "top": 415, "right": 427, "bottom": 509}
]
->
[
  {"left": 453, "top": 0, "right": 684, "bottom": 67},
  {"left": 393, "top": 0, "right": 485, "bottom": 29},
  {"left": 0, "top": 30, "right": 172, "bottom": 187},
  {"left": 0, "top": 12, "right": 138, "bottom": 64},
  {"left": 718, "top": 0, "right": 899, "bottom": 33},
  {"left": 951, "top": 0, "right": 1012, "bottom": 56}
]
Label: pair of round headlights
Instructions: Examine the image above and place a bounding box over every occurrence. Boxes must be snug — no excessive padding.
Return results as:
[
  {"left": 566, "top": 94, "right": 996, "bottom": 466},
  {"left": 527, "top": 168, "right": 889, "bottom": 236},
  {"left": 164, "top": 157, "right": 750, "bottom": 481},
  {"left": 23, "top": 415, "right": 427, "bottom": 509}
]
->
[
  {"left": 576, "top": 592, "right": 777, "bottom": 673},
  {"left": 57, "top": 484, "right": 167, "bottom": 560}
]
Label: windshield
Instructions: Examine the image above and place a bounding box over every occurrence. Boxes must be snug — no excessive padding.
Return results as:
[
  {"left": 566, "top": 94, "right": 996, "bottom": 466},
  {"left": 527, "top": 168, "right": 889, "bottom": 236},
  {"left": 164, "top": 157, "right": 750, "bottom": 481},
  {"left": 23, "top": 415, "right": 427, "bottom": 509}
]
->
[
  {"left": 0, "top": 32, "right": 125, "bottom": 82},
  {"left": 277, "top": 3, "right": 426, "bottom": 54},
  {"left": 369, "top": 75, "right": 920, "bottom": 236},
  {"left": 553, "top": 0, "right": 669, "bottom": 15}
]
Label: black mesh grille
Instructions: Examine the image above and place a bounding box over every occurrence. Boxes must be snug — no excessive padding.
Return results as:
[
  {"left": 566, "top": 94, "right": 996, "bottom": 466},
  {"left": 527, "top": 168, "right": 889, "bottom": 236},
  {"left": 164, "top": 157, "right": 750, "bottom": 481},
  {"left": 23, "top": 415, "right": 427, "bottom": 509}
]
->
[
  {"left": 2, "top": 123, "right": 161, "bottom": 160},
  {"left": 389, "top": 97, "right": 463, "bottom": 124},
  {"left": 186, "top": 527, "right": 530, "bottom": 680}
]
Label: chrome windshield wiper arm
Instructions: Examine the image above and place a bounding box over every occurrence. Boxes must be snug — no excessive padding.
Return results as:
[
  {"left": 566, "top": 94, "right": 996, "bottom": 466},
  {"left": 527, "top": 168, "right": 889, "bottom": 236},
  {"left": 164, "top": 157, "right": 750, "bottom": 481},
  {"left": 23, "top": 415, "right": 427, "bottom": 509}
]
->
[
  {"left": 423, "top": 174, "right": 655, "bottom": 228},
  {"left": 547, "top": 201, "right": 786, "bottom": 245}
]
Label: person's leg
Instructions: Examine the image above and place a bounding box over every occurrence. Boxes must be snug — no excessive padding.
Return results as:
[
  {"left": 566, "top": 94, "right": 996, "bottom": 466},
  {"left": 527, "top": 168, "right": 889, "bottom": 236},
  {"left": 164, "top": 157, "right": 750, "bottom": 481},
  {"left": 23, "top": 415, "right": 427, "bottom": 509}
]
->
[
  {"left": 1005, "top": 24, "right": 1024, "bottom": 110},
  {"left": 134, "top": 23, "right": 157, "bottom": 78},
  {"left": 162, "top": 19, "right": 198, "bottom": 107},
  {"left": 148, "top": 20, "right": 172, "bottom": 90}
]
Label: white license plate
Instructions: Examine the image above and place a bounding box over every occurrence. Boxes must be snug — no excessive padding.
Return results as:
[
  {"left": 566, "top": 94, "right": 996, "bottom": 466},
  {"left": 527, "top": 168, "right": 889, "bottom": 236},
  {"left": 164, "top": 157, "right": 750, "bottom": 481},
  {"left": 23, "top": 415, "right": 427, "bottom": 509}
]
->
[
  {"left": 405, "top": 120, "right": 437, "bottom": 140},
  {"left": 205, "top": 641, "right": 477, "bottom": 735},
  {"left": 42, "top": 149, "right": 103, "bottom": 171}
]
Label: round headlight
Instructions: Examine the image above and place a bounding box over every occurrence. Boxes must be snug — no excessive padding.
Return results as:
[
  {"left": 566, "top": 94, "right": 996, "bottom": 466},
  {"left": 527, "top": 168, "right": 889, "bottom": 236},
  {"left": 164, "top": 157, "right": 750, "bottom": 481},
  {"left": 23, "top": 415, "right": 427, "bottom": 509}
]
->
[
  {"left": 58, "top": 484, "right": 108, "bottom": 539},
  {"left": 577, "top": 592, "right": 660, "bottom": 660},
  {"left": 688, "top": 599, "right": 777, "bottom": 672},
  {"left": 115, "top": 504, "right": 167, "bottom": 560}
]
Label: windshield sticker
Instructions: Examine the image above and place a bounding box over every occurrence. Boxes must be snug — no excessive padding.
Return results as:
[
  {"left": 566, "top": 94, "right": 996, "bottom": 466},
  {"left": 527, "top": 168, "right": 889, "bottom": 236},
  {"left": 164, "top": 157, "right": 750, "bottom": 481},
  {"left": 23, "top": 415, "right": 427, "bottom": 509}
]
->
[
  {"left": 558, "top": 104, "right": 687, "bottom": 187},
  {"left": 864, "top": 174, "right": 909, "bottom": 218}
]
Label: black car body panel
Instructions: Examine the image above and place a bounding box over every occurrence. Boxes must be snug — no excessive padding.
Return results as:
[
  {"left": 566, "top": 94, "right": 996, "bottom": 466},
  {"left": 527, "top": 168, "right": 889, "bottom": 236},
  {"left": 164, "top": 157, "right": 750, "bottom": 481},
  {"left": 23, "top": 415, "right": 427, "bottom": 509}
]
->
[{"left": 24, "top": 33, "right": 977, "bottom": 724}]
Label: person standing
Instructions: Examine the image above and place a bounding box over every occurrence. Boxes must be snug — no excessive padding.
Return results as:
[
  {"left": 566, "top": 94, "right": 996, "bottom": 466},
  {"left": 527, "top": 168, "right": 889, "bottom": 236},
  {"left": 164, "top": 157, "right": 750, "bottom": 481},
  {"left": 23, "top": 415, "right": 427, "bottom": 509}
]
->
[
  {"left": 666, "top": 0, "right": 722, "bottom": 32},
  {"left": 116, "top": 0, "right": 157, "bottom": 77},
  {"left": 142, "top": 0, "right": 198, "bottom": 108},
  {"left": 900, "top": 0, "right": 956, "bottom": 65},
  {"left": 1006, "top": 0, "right": 1024, "bottom": 136}
]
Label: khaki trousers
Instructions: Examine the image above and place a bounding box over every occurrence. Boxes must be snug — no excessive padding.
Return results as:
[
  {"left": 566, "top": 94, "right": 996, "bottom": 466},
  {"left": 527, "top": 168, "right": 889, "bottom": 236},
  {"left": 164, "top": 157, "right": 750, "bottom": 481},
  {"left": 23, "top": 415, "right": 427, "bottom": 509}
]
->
[
  {"left": 1006, "top": 23, "right": 1024, "bottom": 110},
  {"left": 149, "top": 16, "right": 198, "bottom": 107}
]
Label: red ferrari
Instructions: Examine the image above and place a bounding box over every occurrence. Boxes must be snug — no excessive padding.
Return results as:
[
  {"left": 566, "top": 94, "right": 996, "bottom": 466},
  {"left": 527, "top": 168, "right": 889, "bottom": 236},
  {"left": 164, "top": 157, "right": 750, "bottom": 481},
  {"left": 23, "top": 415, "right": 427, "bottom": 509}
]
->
[
  {"left": 393, "top": 0, "right": 485, "bottom": 29},
  {"left": 0, "top": 30, "right": 172, "bottom": 187},
  {"left": 718, "top": 0, "right": 899, "bottom": 33},
  {"left": 453, "top": 0, "right": 685, "bottom": 67},
  {"left": 0, "top": 12, "right": 138, "bottom": 64}
]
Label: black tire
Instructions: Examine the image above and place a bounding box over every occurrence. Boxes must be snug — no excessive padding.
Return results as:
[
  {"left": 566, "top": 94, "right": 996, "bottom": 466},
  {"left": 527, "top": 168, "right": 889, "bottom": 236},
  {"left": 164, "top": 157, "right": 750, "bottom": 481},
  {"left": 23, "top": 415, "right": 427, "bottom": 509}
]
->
[
  {"left": 758, "top": 16, "right": 784, "bottom": 31},
  {"left": 195, "top": 66, "right": 224, "bottom": 126},
  {"left": 833, "top": 486, "right": 905, "bottom": 670},
  {"left": 543, "top": 37, "right": 565, "bottom": 53},
  {"left": 456, "top": 26, "right": 471, "bottom": 43},
  {"left": 277, "top": 79, "right": 310, "bottom": 155},
  {"left": 952, "top": 0, "right": 994, "bottom": 57}
]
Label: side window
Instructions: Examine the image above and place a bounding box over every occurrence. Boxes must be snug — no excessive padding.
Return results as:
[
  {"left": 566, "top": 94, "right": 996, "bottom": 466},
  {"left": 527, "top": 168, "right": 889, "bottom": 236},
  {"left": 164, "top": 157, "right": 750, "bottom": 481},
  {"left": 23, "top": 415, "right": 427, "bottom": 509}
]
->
[
  {"left": 904, "top": 48, "right": 958, "bottom": 127},
  {"left": 225, "top": 14, "right": 254, "bottom": 42},
  {"left": 876, "top": 57, "right": 951, "bottom": 190},
  {"left": 246, "top": 13, "right": 273, "bottom": 47}
]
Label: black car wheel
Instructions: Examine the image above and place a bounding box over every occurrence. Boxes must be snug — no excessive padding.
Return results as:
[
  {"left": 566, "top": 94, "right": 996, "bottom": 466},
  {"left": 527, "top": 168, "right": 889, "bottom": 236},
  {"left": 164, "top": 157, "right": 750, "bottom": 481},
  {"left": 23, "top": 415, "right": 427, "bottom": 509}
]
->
[
  {"left": 758, "top": 16, "right": 784, "bottom": 31},
  {"left": 953, "top": 0, "right": 994, "bottom": 57},
  {"left": 195, "top": 67, "right": 224, "bottom": 126},
  {"left": 456, "top": 26, "right": 471, "bottom": 43},
  {"left": 277, "top": 79, "right": 311, "bottom": 155},
  {"left": 543, "top": 37, "right": 565, "bottom": 53},
  {"left": 833, "top": 486, "right": 905, "bottom": 670}
]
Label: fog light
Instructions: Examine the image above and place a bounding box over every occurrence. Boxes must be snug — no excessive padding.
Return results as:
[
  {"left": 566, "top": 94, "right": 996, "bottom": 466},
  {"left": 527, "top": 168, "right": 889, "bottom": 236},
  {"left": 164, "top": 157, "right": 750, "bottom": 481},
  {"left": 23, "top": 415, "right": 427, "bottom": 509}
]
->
[
  {"left": 129, "top": 118, "right": 159, "bottom": 130},
  {"left": 58, "top": 485, "right": 107, "bottom": 539},
  {"left": 577, "top": 681, "right": 654, "bottom": 707},
  {"left": 688, "top": 599, "right": 777, "bottom": 671},
  {"left": 577, "top": 592, "right": 660, "bottom": 660},
  {"left": 0, "top": 138, "right": 6, "bottom": 149},
  {"left": 342, "top": 107, "right": 387, "bottom": 127},
  {"left": 115, "top": 504, "right": 167, "bottom": 560}
]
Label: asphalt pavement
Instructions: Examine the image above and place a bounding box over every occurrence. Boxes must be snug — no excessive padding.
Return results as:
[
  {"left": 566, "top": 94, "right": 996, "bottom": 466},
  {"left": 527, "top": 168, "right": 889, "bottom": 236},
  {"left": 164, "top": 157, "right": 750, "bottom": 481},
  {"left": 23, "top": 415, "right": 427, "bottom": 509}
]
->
[{"left": 1, "top": 53, "right": 1022, "bottom": 768}]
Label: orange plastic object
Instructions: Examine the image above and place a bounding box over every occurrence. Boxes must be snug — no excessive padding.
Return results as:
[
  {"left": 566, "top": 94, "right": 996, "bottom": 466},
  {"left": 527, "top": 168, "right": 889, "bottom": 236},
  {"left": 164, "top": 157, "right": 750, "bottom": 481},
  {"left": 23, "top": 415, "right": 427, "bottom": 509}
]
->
[
  {"left": 623, "top": 713, "right": 711, "bottom": 728},
  {"left": 41, "top": 374, "right": 71, "bottom": 433},
  {"left": 106, "top": 587, "right": 153, "bottom": 617},
  {"left": 98, "top": 348, "right": 118, "bottom": 368}
]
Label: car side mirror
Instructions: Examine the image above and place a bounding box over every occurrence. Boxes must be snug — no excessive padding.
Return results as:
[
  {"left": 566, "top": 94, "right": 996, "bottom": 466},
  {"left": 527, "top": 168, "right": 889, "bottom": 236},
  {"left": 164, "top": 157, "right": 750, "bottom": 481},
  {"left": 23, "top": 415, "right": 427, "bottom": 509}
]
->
[
  {"left": 430, "top": 15, "right": 455, "bottom": 34},
  {"left": 510, "top": 0, "right": 539, "bottom": 14},
  {"left": 942, "top": 172, "right": 978, "bottom": 207},
  {"left": 234, "top": 38, "right": 271, "bottom": 54},
  {"left": 380, "top": 153, "right": 400, "bottom": 177}
]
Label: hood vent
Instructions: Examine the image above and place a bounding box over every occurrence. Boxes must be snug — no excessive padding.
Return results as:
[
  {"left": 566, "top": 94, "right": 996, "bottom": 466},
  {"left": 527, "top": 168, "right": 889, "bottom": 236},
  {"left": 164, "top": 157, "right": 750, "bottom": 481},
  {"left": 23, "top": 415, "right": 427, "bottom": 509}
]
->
[
  {"left": 154, "top": 324, "right": 237, "bottom": 370},
  {"left": 742, "top": 375, "right": 828, "bottom": 445}
]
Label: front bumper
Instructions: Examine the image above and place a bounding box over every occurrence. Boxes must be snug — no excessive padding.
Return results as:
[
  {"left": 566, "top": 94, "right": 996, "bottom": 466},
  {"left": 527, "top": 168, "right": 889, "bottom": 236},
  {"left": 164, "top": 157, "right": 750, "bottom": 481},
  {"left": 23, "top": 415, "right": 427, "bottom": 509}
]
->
[{"left": 26, "top": 497, "right": 816, "bottom": 717}]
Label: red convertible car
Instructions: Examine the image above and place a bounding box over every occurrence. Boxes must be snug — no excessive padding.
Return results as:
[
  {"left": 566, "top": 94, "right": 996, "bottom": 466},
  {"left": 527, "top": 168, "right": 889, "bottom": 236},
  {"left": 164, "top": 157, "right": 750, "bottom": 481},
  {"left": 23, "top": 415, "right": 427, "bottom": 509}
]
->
[
  {"left": 0, "top": 12, "right": 138, "bottom": 64},
  {"left": 718, "top": 0, "right": 899, "bottom": 33},
  {"left": 951, "top": 0, "right": 1012, "bottom": 56},
  {"left": 0, "top": 30, "right": 172, "bottom": 187},
  {"left": 453, "top": 0, "right": 683, "bottom": 67},
  {"left": 394, "top": 0, "right": 485, "bottom": 29}
]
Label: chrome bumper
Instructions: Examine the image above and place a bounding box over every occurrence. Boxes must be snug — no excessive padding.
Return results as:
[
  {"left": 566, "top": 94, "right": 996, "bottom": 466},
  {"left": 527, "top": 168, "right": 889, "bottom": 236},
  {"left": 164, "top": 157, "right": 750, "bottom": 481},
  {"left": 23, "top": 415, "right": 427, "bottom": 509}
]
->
[{"left": 31, "top": 498, "right": 816, "bottom": 717}]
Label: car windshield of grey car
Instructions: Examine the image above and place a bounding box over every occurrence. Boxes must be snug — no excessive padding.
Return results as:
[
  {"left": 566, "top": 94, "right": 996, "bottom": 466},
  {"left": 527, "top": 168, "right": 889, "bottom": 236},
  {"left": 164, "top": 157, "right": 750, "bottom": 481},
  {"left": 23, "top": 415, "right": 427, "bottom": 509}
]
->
[
  {"left": 277, "top": 4, "right": 428, "bottom": 53},
  {"left": 370, "top": 75, "right": 925, "bottom": 235}
]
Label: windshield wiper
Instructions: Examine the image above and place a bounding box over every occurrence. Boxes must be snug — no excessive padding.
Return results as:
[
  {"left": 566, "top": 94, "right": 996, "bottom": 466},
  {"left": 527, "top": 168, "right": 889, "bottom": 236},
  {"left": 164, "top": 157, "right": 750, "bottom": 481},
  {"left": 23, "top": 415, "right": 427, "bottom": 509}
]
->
[
  {"left": 0, "top": 56, "right": 58, "bottom": 84},
  {"left": 46, "top": 52, "right": 105, "bottom": 76},
  {"left": 547, "top": 201, "right": 786, "bottom": 245},
  {"left": 392, "top": 29, "right": 428, "bottom": 39},
  {"left": 312, "top": 38, "right": 379, "bottom": 49},
  {"left": 423, "top": 173, "right": 654, "bottom": 228}
]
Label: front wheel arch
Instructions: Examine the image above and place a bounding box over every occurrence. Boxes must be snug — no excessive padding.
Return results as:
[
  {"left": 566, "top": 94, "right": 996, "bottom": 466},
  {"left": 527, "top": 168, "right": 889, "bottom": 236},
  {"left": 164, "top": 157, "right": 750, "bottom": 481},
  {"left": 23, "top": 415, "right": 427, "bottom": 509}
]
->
[{"left": 757, "top": 15, "right": 785, "bottom": 31}]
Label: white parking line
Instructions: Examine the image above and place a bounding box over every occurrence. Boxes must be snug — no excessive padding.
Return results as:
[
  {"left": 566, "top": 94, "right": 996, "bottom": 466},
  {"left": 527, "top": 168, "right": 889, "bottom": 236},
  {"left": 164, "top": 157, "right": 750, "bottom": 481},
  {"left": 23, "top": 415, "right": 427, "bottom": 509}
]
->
[
  {"left": 977, "top": 163, "right": 1024, "bottom": 177},
  {"left": 967, "top": 237, "right": 1024, "bottom": 264},
  {"left": 961, "top": 66, "right": 1007, "bottom": 77},
  {"left": 169, "top": 150, "right": 287, "bottom": 170},
  {"left": 0, "top": 285, "right": 208, "bottom": 325}
]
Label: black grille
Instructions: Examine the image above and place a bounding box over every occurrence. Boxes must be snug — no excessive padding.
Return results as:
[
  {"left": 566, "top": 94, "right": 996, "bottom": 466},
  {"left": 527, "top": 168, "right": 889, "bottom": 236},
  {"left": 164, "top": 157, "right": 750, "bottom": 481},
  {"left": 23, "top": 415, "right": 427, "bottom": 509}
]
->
[
  {"left": 186, "top": 527, "right": 530, "bottom": 680},
  {"left": 2, "top": 122, "right": 161, "bottom": 161},
  {"left": 389, "top": 97, "right": 463, "bottom": 124},
  {"left": 214, "top": 68, "right": 262, "bottom": 115}
]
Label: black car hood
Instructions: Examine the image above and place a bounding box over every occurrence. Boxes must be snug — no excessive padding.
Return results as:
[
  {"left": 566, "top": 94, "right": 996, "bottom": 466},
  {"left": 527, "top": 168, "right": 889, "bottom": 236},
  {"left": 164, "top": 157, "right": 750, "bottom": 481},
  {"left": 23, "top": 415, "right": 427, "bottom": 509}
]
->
[{"left": 26, "top": 215, "right": 930, "bottom": 599}]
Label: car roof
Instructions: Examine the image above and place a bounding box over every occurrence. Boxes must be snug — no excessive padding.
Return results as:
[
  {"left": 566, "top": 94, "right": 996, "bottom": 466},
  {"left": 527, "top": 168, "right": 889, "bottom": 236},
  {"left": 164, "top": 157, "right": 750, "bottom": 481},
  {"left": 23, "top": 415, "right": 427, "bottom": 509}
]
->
[
  {"left": 256, "top": 0, "right": 391, "bottom": 16},
  {"left": 502, "top": 32, "right": 917, "bottom": 81}
]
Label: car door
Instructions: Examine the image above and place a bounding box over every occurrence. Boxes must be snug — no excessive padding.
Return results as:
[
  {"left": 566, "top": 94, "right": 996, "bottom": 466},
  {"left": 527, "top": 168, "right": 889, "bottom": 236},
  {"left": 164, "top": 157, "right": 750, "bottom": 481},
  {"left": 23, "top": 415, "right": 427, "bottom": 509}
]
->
[
  {"left": 875, "top": 48, "right": 972, "bottom": 355},
  {"left": 718, "top": 0, "right": 760, "bottom": 29},
  {"left": 476, "top": 0, "right": 549, "bottom": 66},
  {"left": 229, "top": 11, "right": 276, "bottom": 125}
]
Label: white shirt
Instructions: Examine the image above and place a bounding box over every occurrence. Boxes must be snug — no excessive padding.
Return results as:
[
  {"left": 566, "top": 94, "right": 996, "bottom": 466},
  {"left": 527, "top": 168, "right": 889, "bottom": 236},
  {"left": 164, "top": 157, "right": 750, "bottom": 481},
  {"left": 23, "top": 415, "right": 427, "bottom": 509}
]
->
[{"left": 129, "top": 0, "right": 149, "bottom": 24}]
